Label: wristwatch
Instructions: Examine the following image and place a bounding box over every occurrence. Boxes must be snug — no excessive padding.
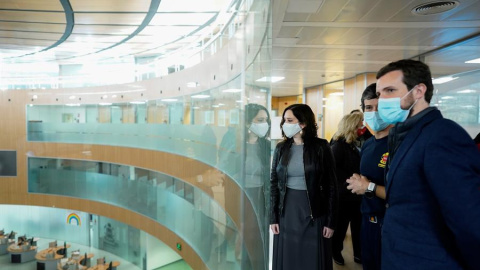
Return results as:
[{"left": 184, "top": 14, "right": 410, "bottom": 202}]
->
[{"left": 365, "top": 182, "right": 376, "bottom": 199}]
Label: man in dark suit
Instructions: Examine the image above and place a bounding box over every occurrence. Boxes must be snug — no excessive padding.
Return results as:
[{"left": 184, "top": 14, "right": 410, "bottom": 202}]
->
[{"left": 375, "top": 59, "right": 480, "bottom": 270}]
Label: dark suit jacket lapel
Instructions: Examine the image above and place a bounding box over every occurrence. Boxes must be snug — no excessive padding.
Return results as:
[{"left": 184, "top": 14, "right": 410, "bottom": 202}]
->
[{"left": 385, "top": 110, "right": 441, "bottom": 198}]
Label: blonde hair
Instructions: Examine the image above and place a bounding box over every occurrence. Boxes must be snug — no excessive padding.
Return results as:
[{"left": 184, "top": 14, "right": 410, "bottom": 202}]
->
[{"left": 332, "top": 113, "right": 364, "bottom": 144}]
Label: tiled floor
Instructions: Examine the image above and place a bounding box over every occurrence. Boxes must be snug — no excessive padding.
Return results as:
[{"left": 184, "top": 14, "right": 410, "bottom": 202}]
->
[
  {"left": 0, "top": 238, "right": 139, "bottom": 270},
  {"left": 332, "top": 230, "right": 363, "bottom": 270}
]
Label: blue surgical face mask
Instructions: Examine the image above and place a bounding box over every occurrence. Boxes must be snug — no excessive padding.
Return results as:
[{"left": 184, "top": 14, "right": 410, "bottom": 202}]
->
[
  {"left": 364, "top": 111, "right": 389, "bottom": 132},
  {"left": 378, "top": 87, "right": 418, "bottom": 124}
]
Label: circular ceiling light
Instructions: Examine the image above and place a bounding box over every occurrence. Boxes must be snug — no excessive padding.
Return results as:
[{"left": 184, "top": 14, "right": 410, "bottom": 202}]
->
[{"left": 412, "top": 1, "right": 460, "bottom": 15}]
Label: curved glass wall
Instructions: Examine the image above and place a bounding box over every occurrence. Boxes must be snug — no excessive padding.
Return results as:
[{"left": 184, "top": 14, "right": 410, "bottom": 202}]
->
[
  {"left": 28, "top": 158, "right": 241, "bottom": 269},
  {"left": 20, "top": 0, "right": 272, "bottom": 268}
]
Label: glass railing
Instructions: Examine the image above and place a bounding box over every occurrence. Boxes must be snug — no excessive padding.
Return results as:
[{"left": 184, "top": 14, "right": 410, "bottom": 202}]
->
[
  {"left": 28, "top": 157, "right": 242, "bottom": 270},
  {"left": 28, "top": 122, "right": 238, "bottom": 180}
]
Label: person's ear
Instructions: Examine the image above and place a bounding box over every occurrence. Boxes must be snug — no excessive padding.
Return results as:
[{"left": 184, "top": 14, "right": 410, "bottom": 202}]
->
[
  {"left": 299, "top": 123, "right": 306, "bottom": 129},
  {"left": 414, "top": 83, "right": 427, "bottom": 100}
]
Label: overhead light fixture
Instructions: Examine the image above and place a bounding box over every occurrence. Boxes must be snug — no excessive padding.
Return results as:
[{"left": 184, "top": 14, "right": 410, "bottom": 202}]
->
[
  {"left": 432, "top": 76, "right": 458, "bottom": 84},
  {"left": 161, "top": 98, "right": 178, "bottom": 102},
  {"left": 465, "top": 58, "right": 480, "bottom": 64},
  {"left": 457, "top": 89, "right": 477, "bottom": 94},
  {"left": 187, "top": 82, "right": 198, "bottom": 88},
  {"left": 32, "top": 95, "right": 38, "bottom": 99},
  {"left": 256, "top": 76, "right": 285, "bottom": 83},
  {"left": 191, "top": 94, "right": 210, "bottom": 99},
  {"left": 260, "top": 89, "right": 268, "bottom": 92},
  {"left": 69, "top": 95, "right": 76, "bottom": 100},
  {"left": 459, "top": 89, "right": 478, "bottom": 95},
  {"left": 130, "top": 101, "right": 146, "bottom": 104},
  {"left": 329, "top": 92, "right": 344, "bottom": 96},
  {"left": 212, "top": 105, "right": 220, "bottom": 108},
  {"left": 66, "top": 103, "right": 80, "bottom": 107},
  {"left": 440, "top": 96, "right": 455, "bottom": 100},
  {"left": 222, "top": 88, "right": 242, "bottom": 93},
  {"left": 112, "top": 95, "right": 117, "bottom": 98},
  {"left": 99, "top": 102, "right": 112, "bottom": 106}
]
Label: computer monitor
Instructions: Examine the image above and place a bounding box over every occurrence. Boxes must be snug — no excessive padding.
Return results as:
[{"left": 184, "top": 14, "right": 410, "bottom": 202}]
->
[
  {"left": 18, "top": 236, "right": 26, "bottom": 244},
  {"left": 49, "top": 241, "right": 57, "bottom": 248}
]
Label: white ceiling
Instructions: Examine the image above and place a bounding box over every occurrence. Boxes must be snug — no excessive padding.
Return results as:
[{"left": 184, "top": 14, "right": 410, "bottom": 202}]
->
[{"left": 271, "top": 0, "right": 480, "bottom": 96}]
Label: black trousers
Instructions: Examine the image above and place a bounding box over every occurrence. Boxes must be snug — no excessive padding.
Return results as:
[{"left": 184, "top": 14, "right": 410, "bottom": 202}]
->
[
  {"left": 361, "top": 215, "right": 383, "bottom": 270},
  {"left": 332, "top": 197, "right": 362, "bottom": 258}
]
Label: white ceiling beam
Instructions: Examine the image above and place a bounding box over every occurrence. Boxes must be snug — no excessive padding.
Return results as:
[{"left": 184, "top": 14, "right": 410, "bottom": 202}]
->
[
  {"left": 282, "top": 21, "right": 480, "bottom": 28},
  {"left": 272, "top": 0, "right": 290, "bottom": 38},
  {"left": 273, "top": 44, "right": 437, "bottom": 50}
]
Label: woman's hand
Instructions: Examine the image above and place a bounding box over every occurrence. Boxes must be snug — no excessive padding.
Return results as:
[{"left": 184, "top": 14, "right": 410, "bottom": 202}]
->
[
  {"left": 323, "top": 227, "right": 334, "bottom": 238},
  {"left": 270, "top": 224, "right": 280, "bottom": 234}
]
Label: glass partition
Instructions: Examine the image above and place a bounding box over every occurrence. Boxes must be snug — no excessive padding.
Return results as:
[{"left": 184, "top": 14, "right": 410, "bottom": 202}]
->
[{"left": 28, "top": 157, "right": 241, "bottom": 270}]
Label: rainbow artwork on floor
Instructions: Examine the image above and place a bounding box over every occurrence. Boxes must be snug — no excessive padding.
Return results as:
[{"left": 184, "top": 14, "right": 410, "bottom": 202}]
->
[{"left": 67, "top": 213, "right": 81, "bottom": 226}]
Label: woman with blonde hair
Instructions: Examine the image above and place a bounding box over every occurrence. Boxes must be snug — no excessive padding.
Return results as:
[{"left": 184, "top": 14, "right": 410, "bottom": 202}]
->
[{"left": 331, "top": 112, "right": 364, "bottom": 265}]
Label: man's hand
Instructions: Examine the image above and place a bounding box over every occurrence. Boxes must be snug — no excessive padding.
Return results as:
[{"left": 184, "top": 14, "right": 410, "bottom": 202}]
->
[{"left": 346, "top": 173, "right": 369, "bottom": 195}]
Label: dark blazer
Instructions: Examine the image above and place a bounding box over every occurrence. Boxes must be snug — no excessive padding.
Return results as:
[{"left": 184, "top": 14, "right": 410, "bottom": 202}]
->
[
  {"left": 382, "top": 109, "right": 480, "bottom": 270},
  {"left": 270, "top": 137, "right": 338, "bottom": 229},
  {"left": 331, "top": 138, "right": 362, "bottom": 202}
]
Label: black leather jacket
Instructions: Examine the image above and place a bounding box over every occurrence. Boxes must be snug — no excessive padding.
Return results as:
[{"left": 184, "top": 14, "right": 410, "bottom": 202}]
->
[{"left": 270, "top": 137, "right": 338, "bottom": 229}]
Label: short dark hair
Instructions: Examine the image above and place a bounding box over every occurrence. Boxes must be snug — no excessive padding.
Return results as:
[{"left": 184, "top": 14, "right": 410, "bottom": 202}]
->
[
  {"left": 361, "top": 83, "right": 378, "bottom": 111},
  {"left": 376, "top": 59, "right": 434, "bottom": 103},
  {"left": 280, "top": 104, "right": 318, "bottom": 140}
]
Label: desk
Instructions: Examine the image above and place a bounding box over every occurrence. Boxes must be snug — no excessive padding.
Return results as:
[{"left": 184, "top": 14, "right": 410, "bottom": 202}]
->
[
  {"left": 36, "top": 244, "right": 71, "bottom": 270},
  {"left": 87, "top": 261, "right": 120, "bottom": 270},
  {"left": 57, "top": 252, "right": 94, "bottom": 270},
  {"left": 0, "top": 235, "right": 14, "bottom": 255},
  {"left": 7, "top": 244, "right": 37, "bottom": 263}
]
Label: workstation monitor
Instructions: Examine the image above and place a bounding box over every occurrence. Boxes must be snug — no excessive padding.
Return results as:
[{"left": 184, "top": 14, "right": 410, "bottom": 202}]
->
[{"left": 0, "top": 150, "right": 16, "bottom": 177}]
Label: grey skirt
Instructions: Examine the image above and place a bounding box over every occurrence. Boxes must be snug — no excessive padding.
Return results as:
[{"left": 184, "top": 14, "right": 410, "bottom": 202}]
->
[{"left": 273, "top": 188, "right": 333, "bottom": 270}]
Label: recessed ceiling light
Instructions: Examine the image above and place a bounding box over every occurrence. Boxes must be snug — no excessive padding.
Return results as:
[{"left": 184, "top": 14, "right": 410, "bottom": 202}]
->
[
  {"left": 223, "top": 88, "right": 242, "bottom": 93},
  {"left": 440, "top": 96, "right": 455, "bottom": 100},
  {"left": 256, "top": 76, "right": 285, "bottom": 83},
  {"left": 130, "top": 101, "right": 146, "bottom": 104},
  {"left": 187, "top": 82, "right": 198, "bottom": 88},
  {"left": 99, "top": 102, "right": 112, "bottom": 106},
  {"left": 432, "top": 77, "right": 458, "bottom": 84},
  {"left": 161, "top": 98, "right": 178, "bottom": 102},
  {"left": 69, "top": 95, "right": 76, "bottom": 99},
  {"left": 465, "top": 58, "right": 480, "bottom": 64},
  {"left": 66, "top": 103, "right": 80, "bottom": 107},
  {"left": 191, "top": 94, "right": 210, "bottom": 99},
  {"left": 457, "top": 89, "right": 477, "bottom": 94},
  {"left": 329, "top": 92, "right": 344, "bottom": 96}
]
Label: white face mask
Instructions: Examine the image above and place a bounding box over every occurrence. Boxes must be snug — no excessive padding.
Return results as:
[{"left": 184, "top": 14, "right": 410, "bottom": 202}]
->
[
  {"left": 282, "top": 123, "right": 302, "bottom": 138},
  {"left": 249, "top": 122, "right": 269, "bottom": 137}
]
